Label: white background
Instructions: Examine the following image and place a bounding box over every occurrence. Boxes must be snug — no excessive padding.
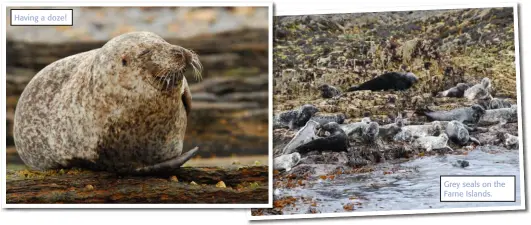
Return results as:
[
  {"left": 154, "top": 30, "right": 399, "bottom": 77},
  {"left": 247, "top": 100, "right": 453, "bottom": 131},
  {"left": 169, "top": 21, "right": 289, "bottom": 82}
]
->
[{"left": 1, "top": 0, "right": 529, "bottom": 224}]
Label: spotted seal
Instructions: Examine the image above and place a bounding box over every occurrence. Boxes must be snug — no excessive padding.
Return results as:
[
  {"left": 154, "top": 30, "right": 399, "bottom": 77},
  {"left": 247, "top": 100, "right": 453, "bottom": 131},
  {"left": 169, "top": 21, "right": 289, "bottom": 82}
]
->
[
  {"left": 14, "top": 31, "right": 203, "bottom": 174},
  {"left": 347, "top": 71, "right": 419, "bottom": 92}
]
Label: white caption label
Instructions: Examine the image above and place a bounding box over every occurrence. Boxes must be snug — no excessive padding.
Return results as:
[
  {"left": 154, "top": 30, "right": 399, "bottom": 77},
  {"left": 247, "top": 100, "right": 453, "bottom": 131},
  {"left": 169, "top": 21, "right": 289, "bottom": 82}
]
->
[
  {"left": 11, "top": 9, "right": 73, "bottom": 26},
  {"left": 440, "top": 176, "right": 515, "bottom": 202}
]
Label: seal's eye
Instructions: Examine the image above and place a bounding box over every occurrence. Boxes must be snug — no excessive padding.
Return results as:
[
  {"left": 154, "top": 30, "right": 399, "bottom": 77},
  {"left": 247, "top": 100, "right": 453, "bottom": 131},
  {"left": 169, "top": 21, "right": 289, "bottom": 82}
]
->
[{"left": 121, "top": 55, "right": 128, "bottom": 67}]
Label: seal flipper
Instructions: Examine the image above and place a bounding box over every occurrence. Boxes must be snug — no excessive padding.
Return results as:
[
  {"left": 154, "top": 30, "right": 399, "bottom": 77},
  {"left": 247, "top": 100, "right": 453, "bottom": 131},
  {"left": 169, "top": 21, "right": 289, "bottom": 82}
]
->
[
  {"left": 469, "top": 137, "right": 481, "bottom": 145},
  {"left": 133, "top": 147, "right": 199, "bottom": 175}
]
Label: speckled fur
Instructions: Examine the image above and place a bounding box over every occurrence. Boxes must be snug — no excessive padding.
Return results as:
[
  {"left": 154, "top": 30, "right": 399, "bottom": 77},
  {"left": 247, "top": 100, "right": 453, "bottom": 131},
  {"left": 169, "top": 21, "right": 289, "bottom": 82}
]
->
[{"left": 13, "top": 32, "right": 202, "bottom": 173}]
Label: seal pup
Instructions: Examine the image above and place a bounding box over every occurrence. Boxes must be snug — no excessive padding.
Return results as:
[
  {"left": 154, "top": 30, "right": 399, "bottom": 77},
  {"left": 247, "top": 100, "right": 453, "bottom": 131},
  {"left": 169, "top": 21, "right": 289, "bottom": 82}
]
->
[
  {"left": 464, "top": 77, "right": 492, "bottom": 101},
  {"left": 478, "top": 104, "right": 518, "bottom": 126},
  {"left": 318, "top": 84, "right": 341, "bottom": 98},
  {"left": 310, "top": 113, "right": 346, "bottom": 125},
  {"left": 295, "top": 122, "right": 349, "bottom": 154},
  {"left": 445, "top": 120, "right": 480, "bottom": 146},
  {"left": 393, "top": 121, "right": 443, "bottom": 142},
  {"left": 436, "top": 83, "right": 470, "bottom": 98},
  {"left": 416, "top": 104, "right": 486, "bottom": 125},
  {"left": 273, "top": 104, "right": 319, "bottom": 130},
  {"left": 273, "top": 152, "right": 301, "bottom": 172},
  {"left": 14, "top": 31, "right": 203, "bottom": 174},
  {"left": 412, "top": 133, "right": 453, "bottom": 152},
  {"left": 347, "top": 71, "right": 419, "bottom": 92}
]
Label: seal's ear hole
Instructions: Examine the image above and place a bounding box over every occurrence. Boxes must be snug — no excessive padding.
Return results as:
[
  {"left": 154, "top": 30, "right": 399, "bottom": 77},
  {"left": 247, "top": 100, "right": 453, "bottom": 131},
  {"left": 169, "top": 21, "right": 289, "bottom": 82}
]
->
[{"left": 121, "top": 55, "right": 128, "bottom": 67}]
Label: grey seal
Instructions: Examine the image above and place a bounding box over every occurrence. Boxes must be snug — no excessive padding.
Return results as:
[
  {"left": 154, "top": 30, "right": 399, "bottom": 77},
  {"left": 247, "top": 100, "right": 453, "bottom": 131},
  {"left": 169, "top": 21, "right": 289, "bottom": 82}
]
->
[
  {"left": 417, "top": 104, "right": 486, "bottom": 125},
  {"left": 294, "top": 122, "right": 349, "bottom": 154},
  {"left": 464, "top": 77, "right": 492, "bottom": 101},
  {"left": 393, "top": 121, "right": 443, "bottom": 142},
  {"left": 14, "top": 31, "right": 203, "bottom": 174},
  {"left": 478, "top": 105, "right": 518, "bottom": 126},
  {"left": 347, "top": 71, "right": 419, "bottom": 92},
  {"left": 273, "top": 152, "right": 301, "bottom": 172},
  {"left": 310, "top": 113, "right": 346, "bottom": 125},
  {"left": 318, "top": 84, "right": 341, "bottom": 98},
  {"left": 273, "top": 104, "right": 319, "bottom": 130},
  {"left": 503, "top": 133, "right": 519, "bottom": 149},
  {"left": 412, "top": 133, "right": 453, "bottom": 152},
  {"left": 445, "top": 120, "right": 480, "bottom": 146},
  {"left": 489, "top": 98, "right": 512, "bottom": 109},
  {"left": 436, "top": 83, "right": 470, "bottom": 98}
]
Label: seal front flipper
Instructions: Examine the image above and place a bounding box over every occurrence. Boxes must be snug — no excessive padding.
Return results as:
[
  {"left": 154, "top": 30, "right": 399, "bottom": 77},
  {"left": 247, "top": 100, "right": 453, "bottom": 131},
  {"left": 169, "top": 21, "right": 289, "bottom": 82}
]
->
[{"left": 133, "top": 147, "right": 199, "bottom": 175}]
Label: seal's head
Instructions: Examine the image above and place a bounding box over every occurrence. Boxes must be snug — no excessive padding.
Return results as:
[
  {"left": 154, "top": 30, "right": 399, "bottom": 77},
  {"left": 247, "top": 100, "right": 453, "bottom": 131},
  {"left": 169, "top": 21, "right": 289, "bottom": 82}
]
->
[
  {"left": 97, "top": 31, "right": 202, "bottom": 93},
  {"left": 481, "top": 77, "right": 492, "bottom": 89},
  {"left": 300, "top": 104, "right": 319, "bottom": 116},
  {"left": 336, "top": 113, "right": 347, "bottom": 124},
  {"left": 404, "top": 72, "right": 419, "bottom": 84},
  {"left": 291, "top": 152, "right": 302, "bottom": 164},
  {"left": 439, "top": 133, "right": 449, "bottom": 142},
  {"left": 431, "top": 121, "right": 443, "bottom": 135},
  {"left": 365, "top": 122, "right": 379, "bottom": 140},
  {"left": 456, "top": 83, "right": 470, "bottom": 91},
  {"left": 322, "top": 121, "right": 341, "bottom": 132},
  {"left": 471, "top": 104, "right": 486, "bottom": 115}
]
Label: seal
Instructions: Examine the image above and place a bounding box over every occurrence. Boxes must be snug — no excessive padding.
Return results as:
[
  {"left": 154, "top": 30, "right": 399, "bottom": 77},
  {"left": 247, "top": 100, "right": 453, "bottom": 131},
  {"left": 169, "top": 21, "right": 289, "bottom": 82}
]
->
[
  {"left": 13, "top": 31, "right": 203, "bottom": 174},
  {"left": 412, "top": 133, "right": 453, "bottom": 152},
  {"left": 295, "top": 122, "right": 349, "bottom": 154},
  {"left": 393, "top": 121, "right": 443, "bottom": 142},
  {"left": 273, "top": 104, "right": 319, "bottom": 130},
  {"left": 318, "top": 84, "right": 341, "bottom": 98},
  {"left": 362, "top": 122, "right": 380, "bottom": 143},
  {"left": 378, "top": 114, "right": 405, "bottom": 140},
  {"left": 416, "top": 104, "right": 486, "bottom": 125},
  {"left": 464, "top": 77, "right": 492, "bottom": 101},
  {"left": 273, "top": 152, "right": 301, "bottom": 172},
  {"left": 503, "top": 133, "right": 519, "bottom": 149},
  {"left": 478, "top": 104, "right": 518, "bottom": 126},
  {"left": 436, "top": 83, "right": 470, "bottom": 98},
  {"left": 311, "top": 113, "right": 346, "bottom": 125},
  {"left": 340, "top": 117, "right": 371, "bottom": 139},
  {"left": 445, "top": 120, "right": 480, "bottom": 146},
  {"left": 489, "top": 97, "right": 512, "bottom": 109},
  {"left": 347, "top": 71, "right": 419, "bottom": 92}
]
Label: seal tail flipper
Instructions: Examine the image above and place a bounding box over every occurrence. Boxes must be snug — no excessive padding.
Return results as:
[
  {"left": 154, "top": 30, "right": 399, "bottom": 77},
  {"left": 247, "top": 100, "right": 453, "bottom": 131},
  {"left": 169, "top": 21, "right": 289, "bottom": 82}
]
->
[
  {"left": 469, "top": 137, "right": 481, "bottom": 145},
  {"left": 133, "top": 147, "right": 199, "bottom": 175}
]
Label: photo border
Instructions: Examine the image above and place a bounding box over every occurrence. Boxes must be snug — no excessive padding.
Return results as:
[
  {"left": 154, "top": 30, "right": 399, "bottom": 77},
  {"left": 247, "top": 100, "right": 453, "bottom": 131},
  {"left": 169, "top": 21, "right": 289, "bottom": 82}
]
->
[
  {"left": 1, "top": 1, "right": 274, "bottom": 209},
  {"left": 248, "top": 1, "right": 525, "bottom": 220}
]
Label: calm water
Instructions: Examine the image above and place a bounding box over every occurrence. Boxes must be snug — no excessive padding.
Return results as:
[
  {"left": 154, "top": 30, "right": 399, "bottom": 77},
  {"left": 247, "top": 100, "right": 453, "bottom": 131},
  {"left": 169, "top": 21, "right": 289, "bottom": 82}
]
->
[{"left": 275, "top": 146, "right": 522, "bottom": 214}]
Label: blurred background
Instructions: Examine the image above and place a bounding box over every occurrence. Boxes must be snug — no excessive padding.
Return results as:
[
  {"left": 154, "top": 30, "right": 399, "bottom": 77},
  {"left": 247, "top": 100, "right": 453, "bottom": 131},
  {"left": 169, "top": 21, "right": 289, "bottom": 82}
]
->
[{"left": 6, "top": 6, "right": 270, "bottom": 168}]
